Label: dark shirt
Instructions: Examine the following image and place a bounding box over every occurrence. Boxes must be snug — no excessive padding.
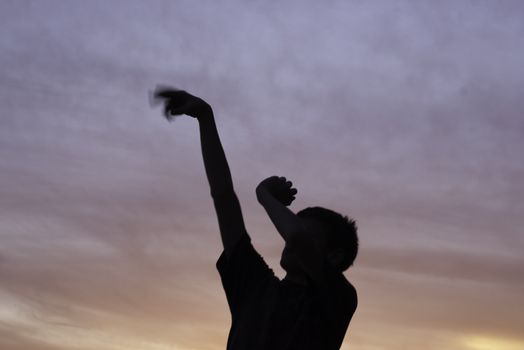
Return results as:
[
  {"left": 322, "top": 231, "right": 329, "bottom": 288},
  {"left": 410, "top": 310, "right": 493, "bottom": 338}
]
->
[{"left": 217, "top": 234, "right": 357, "bottom": 350}]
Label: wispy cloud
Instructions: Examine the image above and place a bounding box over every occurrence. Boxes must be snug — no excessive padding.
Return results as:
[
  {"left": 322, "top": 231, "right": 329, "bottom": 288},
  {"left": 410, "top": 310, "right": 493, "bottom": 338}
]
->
[{"left": 1, "top": 1, "right": 523, "bottom": 349}]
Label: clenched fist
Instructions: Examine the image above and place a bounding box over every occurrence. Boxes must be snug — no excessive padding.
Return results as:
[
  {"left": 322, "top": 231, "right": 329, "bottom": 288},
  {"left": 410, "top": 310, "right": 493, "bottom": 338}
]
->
[{"left": 256, "top": 176, "right": 298, "bottom": 207}]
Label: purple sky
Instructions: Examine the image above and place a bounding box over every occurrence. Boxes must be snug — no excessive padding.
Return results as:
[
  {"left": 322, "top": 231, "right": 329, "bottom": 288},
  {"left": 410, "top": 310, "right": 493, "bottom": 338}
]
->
[{"left": 1, "top": 1, "right": 524, "bottom": 349}]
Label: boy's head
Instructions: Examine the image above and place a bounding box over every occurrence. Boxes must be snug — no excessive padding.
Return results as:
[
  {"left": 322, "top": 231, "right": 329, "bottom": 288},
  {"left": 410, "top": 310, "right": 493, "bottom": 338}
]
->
[{"left": 296, "top": 206, "right": 359, "bottom": 272}]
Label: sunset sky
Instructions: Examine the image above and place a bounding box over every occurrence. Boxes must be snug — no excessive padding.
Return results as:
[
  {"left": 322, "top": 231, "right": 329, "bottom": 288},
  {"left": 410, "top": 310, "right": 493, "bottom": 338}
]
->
[{"left": 1, "top": 1, "right": 523, "bottom": 349}]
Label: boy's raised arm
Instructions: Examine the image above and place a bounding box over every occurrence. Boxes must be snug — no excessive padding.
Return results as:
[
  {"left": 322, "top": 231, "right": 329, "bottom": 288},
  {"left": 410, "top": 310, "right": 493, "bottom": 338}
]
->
[
  {"left": 256, "top": 176, "right": 326, "bottom": 284},
  {"left": 153, "top": 88, "right": 247, "bottom": 255}
]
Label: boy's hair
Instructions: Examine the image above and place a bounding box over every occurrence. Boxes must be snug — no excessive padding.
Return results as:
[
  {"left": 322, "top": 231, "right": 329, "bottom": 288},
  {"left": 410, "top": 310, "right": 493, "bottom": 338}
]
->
[{"left": 296, "top": 206, "right": 358, "bottom": 271}]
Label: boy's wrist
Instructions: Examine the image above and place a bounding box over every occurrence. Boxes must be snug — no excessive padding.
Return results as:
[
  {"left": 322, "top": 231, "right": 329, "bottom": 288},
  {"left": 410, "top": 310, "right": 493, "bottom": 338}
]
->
[
  {"left": 196, "top": 106, "right": 214, "bottom": 122},
  {"left": 256, "top": 186, "right": 272, "bottom": 205}
]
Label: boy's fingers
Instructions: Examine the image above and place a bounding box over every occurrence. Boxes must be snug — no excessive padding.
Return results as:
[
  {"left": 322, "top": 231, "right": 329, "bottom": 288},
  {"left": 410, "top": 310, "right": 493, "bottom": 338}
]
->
[
  {"left": 154, "top": 86, "right": 184, "bottom": 98},
  {"left": 163, "top": 104, "right": 171, "bottom": 118},
  {"left": 164, "top": 103, "right": 185, "bottom": 118},
  {"left": 167, "top": 99, "right": 192, "bottom": 113},
  {"left": 155, "top": 92, "right": 188, "bottom": 109}
]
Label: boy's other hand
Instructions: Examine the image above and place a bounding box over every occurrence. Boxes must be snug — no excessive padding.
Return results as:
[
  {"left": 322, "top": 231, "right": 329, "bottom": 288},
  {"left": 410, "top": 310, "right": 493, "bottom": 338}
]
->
[
  {"left": 256, "top": 176, "right": 298, "bottom": 207},
  {"left": 151, "top": 86, "right": 212, "bottom": 120}
]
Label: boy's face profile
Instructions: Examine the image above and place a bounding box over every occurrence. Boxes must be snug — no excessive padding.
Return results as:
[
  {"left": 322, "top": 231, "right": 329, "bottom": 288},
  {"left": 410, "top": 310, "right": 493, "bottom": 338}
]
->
[
  {"left": 279, "top": 217, "right": 331, "bottom": 273},
  {"left": 280, "top": 245, "right": 300, "bottom": 272}
]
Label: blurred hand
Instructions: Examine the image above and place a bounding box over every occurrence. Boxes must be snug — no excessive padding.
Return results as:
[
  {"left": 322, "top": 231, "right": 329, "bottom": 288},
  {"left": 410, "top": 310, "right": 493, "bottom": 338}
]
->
[
  {"left": 151, "top": 86, "right": 212, "bottom": 120},
  {"left": 256, "top": 176, "right": 298, "bottom": 206}
]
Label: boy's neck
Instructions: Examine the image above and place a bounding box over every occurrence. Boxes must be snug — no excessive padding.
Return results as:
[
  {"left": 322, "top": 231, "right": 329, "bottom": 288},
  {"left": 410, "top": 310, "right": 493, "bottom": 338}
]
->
[{"left": 283, "top": 272, "right": 309, "bottom": 286}]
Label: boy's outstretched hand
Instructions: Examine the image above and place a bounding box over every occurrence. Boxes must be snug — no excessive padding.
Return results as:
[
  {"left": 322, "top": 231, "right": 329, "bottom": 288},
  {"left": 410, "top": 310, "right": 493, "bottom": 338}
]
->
[
  {"left": 151, "top": 87, "right": 212, "bottom": 121},
  {"left": 256, "top": 176, "right": 298, "bottom": 207}
]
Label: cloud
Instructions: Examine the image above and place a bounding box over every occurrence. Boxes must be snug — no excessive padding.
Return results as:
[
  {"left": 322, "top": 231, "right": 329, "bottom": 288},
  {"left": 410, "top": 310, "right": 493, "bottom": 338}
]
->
[
  {"left": 360, "top": 245, "right": 524, "bottom": 286},
  {"left": 1, "top": 0, "right": 524, "bottom": 349}
]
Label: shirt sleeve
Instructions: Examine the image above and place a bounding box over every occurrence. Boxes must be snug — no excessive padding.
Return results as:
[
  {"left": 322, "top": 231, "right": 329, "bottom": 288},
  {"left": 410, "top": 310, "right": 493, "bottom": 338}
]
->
[
  {"left": 216, "top": 233, "right": 275, "bottom": 315},
  {"left": 310, "top": 267, "right": 358, "bottom": 349}
]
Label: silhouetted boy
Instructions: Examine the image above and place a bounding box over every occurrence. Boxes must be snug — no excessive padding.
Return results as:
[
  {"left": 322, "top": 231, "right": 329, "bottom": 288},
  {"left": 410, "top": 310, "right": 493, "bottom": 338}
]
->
[{"left": 153, "top": 88, "right": 358, "bottom": 350}]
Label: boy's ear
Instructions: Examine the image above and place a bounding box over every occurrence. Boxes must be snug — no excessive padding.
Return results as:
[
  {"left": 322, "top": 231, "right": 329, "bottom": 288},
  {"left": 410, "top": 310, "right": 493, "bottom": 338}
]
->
[{"left": 327, "top": 248, "right": 345, "bottom": 269}]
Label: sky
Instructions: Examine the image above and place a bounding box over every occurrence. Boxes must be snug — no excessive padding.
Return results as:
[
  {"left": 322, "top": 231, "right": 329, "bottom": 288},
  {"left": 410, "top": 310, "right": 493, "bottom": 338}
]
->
[{"left": 1, "top": 0, "right": 523, "bottom": 349}]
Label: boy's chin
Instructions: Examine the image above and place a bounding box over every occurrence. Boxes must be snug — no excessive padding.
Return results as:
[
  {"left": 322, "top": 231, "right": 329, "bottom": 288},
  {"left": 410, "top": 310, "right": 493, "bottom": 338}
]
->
[
  {"left": 280, "top": 260, "right": 290, "bottom": 272},
  {"left": 280, "top": 260, "right": 299, "bottom": 274}
]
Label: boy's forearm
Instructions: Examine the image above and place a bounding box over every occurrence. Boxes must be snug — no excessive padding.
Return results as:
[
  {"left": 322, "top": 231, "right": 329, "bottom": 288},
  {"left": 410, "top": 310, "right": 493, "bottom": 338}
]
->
[
  {"left": 257, "top": 189, "right": 303, "bottom": 242},
  {"left": 151, "top": 87, "right": 246, "bottom": 254},
  {"left": 197, "top": 112, "right": 247, "bottom": 254},
  {"left": 197, "top": 114, "right": 235, "bottom": 197}
]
